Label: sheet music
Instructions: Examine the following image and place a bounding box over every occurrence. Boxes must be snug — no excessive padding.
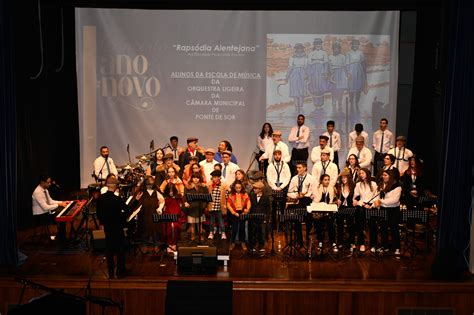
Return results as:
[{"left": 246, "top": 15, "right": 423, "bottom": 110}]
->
[{"left": 306, "top": 202, "right": 338, "bottom": 213}]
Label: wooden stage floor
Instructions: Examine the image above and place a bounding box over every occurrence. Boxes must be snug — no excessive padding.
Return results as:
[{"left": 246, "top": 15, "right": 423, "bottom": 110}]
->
[{"left": 2, "top": 222, "right": 474, "bottom": 315}]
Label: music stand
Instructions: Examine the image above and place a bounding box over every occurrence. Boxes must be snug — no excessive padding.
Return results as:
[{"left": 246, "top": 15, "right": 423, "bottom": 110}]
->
[
  {"left": 237, "top": 213, "right": 267, "bottom": 259},
  {"left": 306, "top": 203, "right": 338, "bottom": 261},
  {"left": 185, "top": 193, "right": 212, "bottom": 245},
  {"left": 76, "top": 197, "right": 99, "bottom": 250},
  {"left": 270, "top": 189, "right": 286, "bottom": 256},
  {"left": 335, "top": 207, "right": 357, "bottom": 258},
  {"left": 365, "top": 207, "right": 388, "bottom": 260},
  {"left": 152, "top": 213, "right": 179, "bottom": 263},
  {"left": 279, "top": 207, "right": 307, "bottom": 260},
  {"left": 401, "top": 207, "right": 429, "bottom": 260},
  {"left": 126, "top": 205, "right": 145, "bottom": 257}
]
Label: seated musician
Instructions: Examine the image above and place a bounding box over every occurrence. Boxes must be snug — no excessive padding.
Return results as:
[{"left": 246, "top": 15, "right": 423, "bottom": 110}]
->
[
  {"left": 287, "top": 162, "right": 315, "bottom": 247},
  {"left": 371, "top": 170, "right": 402, "bottom": 256},
  {"left": 335, "top": 169, "right": 356, "bottom": 252},
  {"left": 93, "top": 146, "right": 118, "bottom": 182},
  {"left": 184, "top": 173, "right": 209, "bottom": 241},
  {"left": 227, "top": 180, "right": 251, "bottom": 251},
  {"left": 136, "top": 176, "right": 165, "bottom": 254},
  {"left": 248, "top": 181, "right": 271, "bottom": 256},
  {"left": 309, "top": 174, "right": 338, "bottom": 253},
  {"left": 32, "top": 175, "right": 69, "bottom": 241},
  {"left": 353, "top": 168, "right": 377, "bottom": 253}
]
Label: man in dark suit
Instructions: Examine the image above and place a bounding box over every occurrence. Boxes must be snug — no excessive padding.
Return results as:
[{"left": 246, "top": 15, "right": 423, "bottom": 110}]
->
[
  {"left": 248, "top": 181, "right": 272, "bottom": 256},
  {"left": 179, "top": 137, "right": 205, "bottom": 170},
  {"left": 96, "top": 177, "right": 142, "bottom": 279}
]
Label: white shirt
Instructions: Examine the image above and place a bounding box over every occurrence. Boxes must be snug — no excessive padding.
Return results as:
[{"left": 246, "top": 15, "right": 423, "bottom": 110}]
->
[
  {"left": 310, "top": 145, "right": 334, "bottom": 164},
  {"left": 388, "top": 147, "right": 413, "bottom": 175},
  {"left": 287, "top": 173, "right": 315, "bottom": 199},
  {"left": 93, "top": 156, "right": 118, "bottom": 180},
  {"left": 288, "top": 125, "right": 311, "bottom": 149},
  {"left": 376, "top": 186, "right": 401, "bottom": 208},
  {"left": 311, "top": 160, "right": 338, "bottom": 187},
  {"left": 147, "top": 189, "right": 165, "bottom": 213},
  {"left": 261, "top": 141, "right": 291, "bottom": 164},
  {"left": 266, "top": 161, "right": 291, "bottom": 190},
  {"left": 165, "top": 146, "right": 182, "bottom": 162},
  {"left": 329, "top": 54, "right": 346, "bottom": 69},
  {"left": 354, "top": 181, "right": 378, "bottom": 206},
  {"left": 322, "top": 131, "right": 341, "bottom": 152},
  {"left": 347, "top": 147, "right": 373, "bottom": 169},
  {"left": 257, "top": 135, "right": 273, "bottom": 152},
  {"left": 346, "top": 50, "right": 365, "bottom": 64},
  {"left": 220, "top": 161, "right": 240, "bottom": 185},
  {"left": 312, "top": 184, "right": 336, "bottom": 203},
  {"left": 199, "top": 159, "right": 218, "bottom": 183},
  {"left": 372, "top": 129, "right": 394, "bottom": 154},
  {"left": 348, "top": 130, "right": 369, "bottom": 149},
  {"left": 32, "top": 185, "right": 60, "bottom": 215}
]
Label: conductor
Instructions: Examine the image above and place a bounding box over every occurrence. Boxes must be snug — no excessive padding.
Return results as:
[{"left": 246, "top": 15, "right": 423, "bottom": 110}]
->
[{"left": 96, "top": 177, "right": 142, "bottom": 279}]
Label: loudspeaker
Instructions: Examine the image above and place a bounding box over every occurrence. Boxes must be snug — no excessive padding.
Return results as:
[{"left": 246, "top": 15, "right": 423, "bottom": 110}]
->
[
  {"left": 177, "top": 245, "right": 217, "bottom": 274},
  {"left": 91, "top": 230, "right": 106, "bottom": 252}
]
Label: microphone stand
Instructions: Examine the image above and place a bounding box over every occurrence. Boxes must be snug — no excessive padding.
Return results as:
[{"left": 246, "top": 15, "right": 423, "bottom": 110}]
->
[{"left": 97, "top": 157, "right": 108, "bottom": 187}]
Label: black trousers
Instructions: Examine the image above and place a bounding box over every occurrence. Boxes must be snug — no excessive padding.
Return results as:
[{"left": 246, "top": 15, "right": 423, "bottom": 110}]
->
[
  {"left": 306, "top": 214, "right": 336, "bottom": 244},
  {"left": 369, "top": 206, "right": 401, "bottom": 249},
  {"left": 249, "top": 220, "right": 266, "bottom": 249},
  {"left": 290, "top": 148, "right": 309, "bottom": 175},
  {"left": 373, "top": 151, "right": 385, "bottom": 175}
]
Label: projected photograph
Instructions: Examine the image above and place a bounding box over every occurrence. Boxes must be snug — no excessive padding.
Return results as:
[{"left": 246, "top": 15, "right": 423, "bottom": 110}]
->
[{"left": 266, "top": 34, "right": 392, "bottom": 162}]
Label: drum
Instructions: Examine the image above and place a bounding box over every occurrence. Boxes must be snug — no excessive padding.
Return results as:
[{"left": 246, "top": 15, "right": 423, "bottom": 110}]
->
[{"left": 88, "top": 183, "right": 102, "bottom": 200}]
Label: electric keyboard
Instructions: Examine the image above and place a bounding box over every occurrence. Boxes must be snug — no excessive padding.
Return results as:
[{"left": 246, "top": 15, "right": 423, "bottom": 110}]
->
[{"left": 55, "top": 200, "right": 87, "bottom": 223}]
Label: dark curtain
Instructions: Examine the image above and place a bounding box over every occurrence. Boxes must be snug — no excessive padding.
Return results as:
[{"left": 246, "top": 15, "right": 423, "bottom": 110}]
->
[
  {"left": 14, "top": 1, "right": 80, "bottom": 230},
  {"left": 0, "top": 0, "right": 18, "bottom": 265},
  {"left": 435, "top": 0, "right": 474, "bottom": 276}
]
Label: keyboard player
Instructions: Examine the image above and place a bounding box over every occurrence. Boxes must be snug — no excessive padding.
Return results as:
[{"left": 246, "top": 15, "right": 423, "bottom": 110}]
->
[{"left": 32, "top": 175, "right": 70, "bottom": 240}]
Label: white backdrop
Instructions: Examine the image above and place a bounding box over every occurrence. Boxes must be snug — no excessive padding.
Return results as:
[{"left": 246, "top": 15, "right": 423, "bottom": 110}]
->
[{"left": 76, "top": 9, "right": 399, "bottom": 187}]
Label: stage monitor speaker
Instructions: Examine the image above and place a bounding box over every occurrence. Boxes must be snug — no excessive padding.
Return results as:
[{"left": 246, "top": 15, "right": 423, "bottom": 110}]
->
[
  {"left": 177, "top": 245, "right": 217, "bottom": 274},
  {"left": 91, "top": 230, "right": 106, "bottom": 252}
]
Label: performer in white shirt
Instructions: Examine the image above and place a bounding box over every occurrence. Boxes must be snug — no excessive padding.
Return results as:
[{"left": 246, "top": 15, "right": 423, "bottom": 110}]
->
[
  {"left": 220, "top": 150, "right": 240, "bottom": 185},
  {"left": 372, "top": 118, "right": 394, "bottom": 174},
  {"left": 199, "top": 148, "right": 218, "bottom": 183},
  {"left": 370, "top": 169, "right": 402, "bottom": 256},
  {"left": 287, "top": 162, "right": 315, "bottom": 247},
  {"left": 348, "top": 123, "right": 369, "bottom": 149},
  {"left": 288, "top": 114, "right": 311, "bottom": 175},
  {"left": 259, "top": 130, "right": 290, "bottom": 164},
  {"left": 311, "top": 147, "right": 338, "bottom": 186},
  {"left": 323, "top": 120, "right": 342, "bottom": 168},
  {"left": 266, "top": 149, "right": 292, "bottom": 191},
  {"left": 32, "top": 175, "right": 69, "bottom": 240},
  {"left": 164, "top": 136, "right": 182, "bottom": 164},
  {"left": 347, "top": 136, "right": 372, "bottom": 169},
  {"left": 311, "top": 135, "right": 334, "bottom": 164},
  {"left": 388, "top": 136, "right": 413, "bottom": 176},
  {"left": 353, "top": 168, "right": 377, "bottom": 252},
  {"left": 93, "top": 146, "right": 118, "bottom": 182}
]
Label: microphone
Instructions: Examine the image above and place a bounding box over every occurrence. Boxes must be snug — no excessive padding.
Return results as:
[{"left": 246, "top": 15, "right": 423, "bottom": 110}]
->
[{"left": 51, "top": 181, "right": 61, "bottom": 189}]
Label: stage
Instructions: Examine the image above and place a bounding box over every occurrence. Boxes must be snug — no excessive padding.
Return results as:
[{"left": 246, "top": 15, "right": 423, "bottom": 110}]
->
[{"left": 1, "top": 220, "right": 474, "bottom": 315}]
